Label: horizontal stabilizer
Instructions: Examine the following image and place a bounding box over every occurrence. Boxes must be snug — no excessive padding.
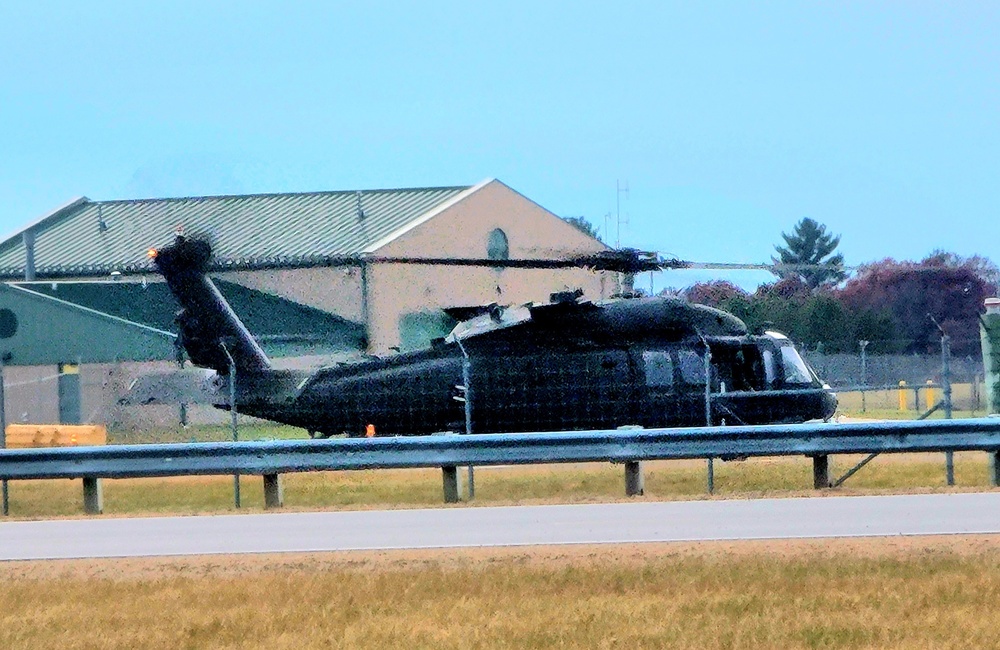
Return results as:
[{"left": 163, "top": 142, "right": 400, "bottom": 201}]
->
[{"left": 122, "top": 369, "right": 227, "bottom": 406}]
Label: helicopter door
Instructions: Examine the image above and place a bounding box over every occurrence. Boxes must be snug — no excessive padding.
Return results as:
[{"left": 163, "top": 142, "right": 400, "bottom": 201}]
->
[
  {"left": 533, "top": 348, "right": 633, "bottom": 431},
  {"left": 636, "top": 349, "right": 681, "bottom": 428},
  {"left": 709, "top": 343, "right": 773, "bottom": 425},
  {"left": 674, "top": 348, "right": 714, "bottom": 426},
  {"left": 471, "top": 347, "right": 634, "bottom": 433}
]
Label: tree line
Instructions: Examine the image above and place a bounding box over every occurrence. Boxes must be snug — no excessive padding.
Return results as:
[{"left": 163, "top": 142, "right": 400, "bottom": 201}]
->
[
  {"left": 684, "top": 219, "right": 997, "bottom": 357},
  {"left": 561, "top": 214, "right": 997, "bottom": 357}
]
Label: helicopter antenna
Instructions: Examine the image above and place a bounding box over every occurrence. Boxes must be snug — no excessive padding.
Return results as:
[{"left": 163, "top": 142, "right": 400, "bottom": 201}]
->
[{"left": 616, "top": 179, "right": 629, "bottom": 249}]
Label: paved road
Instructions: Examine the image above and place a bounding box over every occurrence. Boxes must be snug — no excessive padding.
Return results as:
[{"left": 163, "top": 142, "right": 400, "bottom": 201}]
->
[{"left": 2, "top": 492, "right": 1000, "bottom": 560}]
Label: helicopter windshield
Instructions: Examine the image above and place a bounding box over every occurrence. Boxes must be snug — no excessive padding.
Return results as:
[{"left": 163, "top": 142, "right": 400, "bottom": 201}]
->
[{"left": 780, "top": 345, "right": 814, "bottom": 385}]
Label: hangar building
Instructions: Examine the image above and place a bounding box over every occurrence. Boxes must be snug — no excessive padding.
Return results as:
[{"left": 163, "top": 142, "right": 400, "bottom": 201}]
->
[{"left": 0, "top": 179, "right": 614, "bottom": 428}]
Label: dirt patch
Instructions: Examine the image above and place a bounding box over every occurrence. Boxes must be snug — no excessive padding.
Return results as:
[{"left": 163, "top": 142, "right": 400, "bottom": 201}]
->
[{"left": 5, "top": 534, "right": 1000, "bottom": 582}]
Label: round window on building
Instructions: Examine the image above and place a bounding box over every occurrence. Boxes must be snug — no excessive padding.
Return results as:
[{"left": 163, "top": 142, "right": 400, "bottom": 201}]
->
[{"left": 487, "top": 228, "right": 509, "bottom": 263}]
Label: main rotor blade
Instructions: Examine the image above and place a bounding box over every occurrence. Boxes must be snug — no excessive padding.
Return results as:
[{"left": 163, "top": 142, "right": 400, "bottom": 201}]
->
[{"left": 194, "top": 247, "right": 854, "bottom": 275}]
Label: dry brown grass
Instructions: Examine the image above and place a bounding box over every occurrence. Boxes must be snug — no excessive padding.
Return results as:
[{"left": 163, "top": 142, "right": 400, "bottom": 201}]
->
[{"left": 2, "top": 538, "right": 1000, "bottom": 649}]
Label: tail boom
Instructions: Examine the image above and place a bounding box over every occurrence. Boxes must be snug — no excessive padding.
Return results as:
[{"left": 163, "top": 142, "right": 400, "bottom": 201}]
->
[{"left": 151, "top": 235, "right": 271, "bottom": 374}]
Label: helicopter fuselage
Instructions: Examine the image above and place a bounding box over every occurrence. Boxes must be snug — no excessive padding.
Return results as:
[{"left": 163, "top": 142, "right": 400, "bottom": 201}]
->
[{"left": 236, "top": 304, "right": 836, "bottom": 437}]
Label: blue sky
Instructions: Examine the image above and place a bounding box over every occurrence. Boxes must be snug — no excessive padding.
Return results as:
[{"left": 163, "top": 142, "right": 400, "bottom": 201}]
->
[{"left": 1, "top": 1, "right": 997, "bottom": 290}]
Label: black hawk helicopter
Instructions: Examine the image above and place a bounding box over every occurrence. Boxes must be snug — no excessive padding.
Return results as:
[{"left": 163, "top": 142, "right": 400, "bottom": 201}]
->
[{"left": 145, "top": 234, "right": 836, "bottom": 437}]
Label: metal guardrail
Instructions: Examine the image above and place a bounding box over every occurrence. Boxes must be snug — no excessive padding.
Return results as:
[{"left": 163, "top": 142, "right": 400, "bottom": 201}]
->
[
  {"left": 2, "top": 417, "right": 1000, "bottom": 479},
  {"left": 2, "top": 418, "right": 1000, "bottom": 515}
]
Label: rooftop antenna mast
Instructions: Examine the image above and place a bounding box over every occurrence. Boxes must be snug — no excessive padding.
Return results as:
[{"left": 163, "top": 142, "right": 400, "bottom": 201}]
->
[{"left": 616, "top": 179, "right": 629, "bottom": 249}]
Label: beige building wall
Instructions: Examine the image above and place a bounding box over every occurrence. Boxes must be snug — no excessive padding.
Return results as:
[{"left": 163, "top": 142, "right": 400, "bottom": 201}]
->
[
  {"left": 218, "top": 267, "right": 365, "bottom": 324},
  {"left": 365, "top": 180, "right": 612, "bottom": 352}
]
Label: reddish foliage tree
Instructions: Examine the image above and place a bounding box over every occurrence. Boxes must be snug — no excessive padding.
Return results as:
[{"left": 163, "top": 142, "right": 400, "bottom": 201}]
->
[
  {"left": 839, "top": 256, "right": 990, "bottom": 355},
  {"left": 754, "top": 276, "right": 811, "bottom": 302},
  {"left": 683, "top": 280, "right": 747, "bottom": 307}
]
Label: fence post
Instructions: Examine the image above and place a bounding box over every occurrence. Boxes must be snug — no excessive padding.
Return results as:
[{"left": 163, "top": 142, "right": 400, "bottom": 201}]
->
[
  {"left": 898, "top": 381, "right": 908, "bottom": 411},
  {"left": 458, "top": 340, "right": 474, "bottom": 501},
  {"left": 0, "top": 355, "right": 7, "bottom": 516},
  {"left": 220, "top": 343, "right": 241, "bottom": 509},
  {"left": 859, "top": 340, "right": 869, "bottom": 413},
  {"left": 703, "top": 339, "right": 714, "bottom": 493},
  {"left": 941, "top": 334, "right": 954, "bottom": 486}
]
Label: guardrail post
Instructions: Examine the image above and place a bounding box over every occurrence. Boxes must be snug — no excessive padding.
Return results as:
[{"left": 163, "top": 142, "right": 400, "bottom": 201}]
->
[
  {"left": 442, "top": 466, "right": 461, "bottom": 503},
  {"left": 82, "top": 477, "right": 103, "bottom": 515},
  {"left": 263, "top": 473, "right": 284, "bottom": 509},
  {"left": 624, "top": 461, "right": 644, "bottom": 496},
  {"left": 991, "top": 453, "right": 1000, "bottom": 487},
  {"left": 813, "top": 455, "right": 830, "bottom": 489}
]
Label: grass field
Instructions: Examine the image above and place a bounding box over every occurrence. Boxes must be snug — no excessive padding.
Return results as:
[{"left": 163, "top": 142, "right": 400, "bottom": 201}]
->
[{"left": 2, "top": 538, "right": 1000, "bottom": 649}]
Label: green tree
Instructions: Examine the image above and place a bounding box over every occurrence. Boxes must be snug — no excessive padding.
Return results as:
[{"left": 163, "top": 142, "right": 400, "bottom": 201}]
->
[
  {"left": 800, "top": 294, "right": 848, "bottom": 350},
  {"left": 772, "top": 218, "right": 847, "bottom": 290},
  {"left": 561, "top": 216, "right": 602, "bottom": 241}
]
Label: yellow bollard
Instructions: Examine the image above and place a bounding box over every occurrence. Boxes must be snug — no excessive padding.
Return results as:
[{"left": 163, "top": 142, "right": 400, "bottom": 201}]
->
[
  {"left": 898, "top": 381, "right": 908, "bottom": 411},
  {"left": 925, "top": 380, "right": 936, "bottom": 411}
]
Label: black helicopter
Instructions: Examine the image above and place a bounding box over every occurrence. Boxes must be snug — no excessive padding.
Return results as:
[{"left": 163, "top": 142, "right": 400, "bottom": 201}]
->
[{"left": 147, "top": 235, "right": 837, "bottom": 437}]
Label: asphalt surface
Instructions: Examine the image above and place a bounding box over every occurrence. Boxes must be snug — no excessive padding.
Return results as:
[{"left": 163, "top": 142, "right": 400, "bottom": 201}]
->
[{"left": 2, "top": 492, "right": 1000, "bottom": 560}]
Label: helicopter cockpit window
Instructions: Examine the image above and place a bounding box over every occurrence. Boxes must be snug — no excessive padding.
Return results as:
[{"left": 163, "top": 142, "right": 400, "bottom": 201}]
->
[
  {"left": 762, "top": 349, "right": 776, "bottom": 386},
  {"left": 677, "top": 350, "right": 707, "bottom": 385},
  {"left": 780, "top": 345, "right": 813, "bottom": 384},
  {"left": 642, "top": 350, "right": 674, "bottom": 388}
]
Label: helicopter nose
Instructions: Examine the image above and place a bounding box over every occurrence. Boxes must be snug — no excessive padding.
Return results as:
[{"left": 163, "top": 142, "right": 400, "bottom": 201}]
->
[{"left": 822, "top": 389, "right": 838, "bottom": 420}]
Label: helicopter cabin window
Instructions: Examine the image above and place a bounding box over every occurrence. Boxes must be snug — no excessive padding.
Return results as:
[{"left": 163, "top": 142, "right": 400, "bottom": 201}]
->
[
  {"left": 487, "top": 228, "right": 509, "bottom": 261},
  {"left": 677, "top": 349, "right": 707, "bottom": 385},
  {"left": 642, "top": 350, "right": 674, "bottom": 388}
]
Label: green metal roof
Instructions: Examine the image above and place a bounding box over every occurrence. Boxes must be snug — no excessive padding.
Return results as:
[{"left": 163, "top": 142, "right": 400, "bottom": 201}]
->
[
  {"left": 0, "top": 283, "right": 177, "bottom": 365},
  {"left": 12, "top": 280, "right": 365, "bottom": 357},
  {"left": 0, "top": 184, "right": 475, "bottom": 278}
]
